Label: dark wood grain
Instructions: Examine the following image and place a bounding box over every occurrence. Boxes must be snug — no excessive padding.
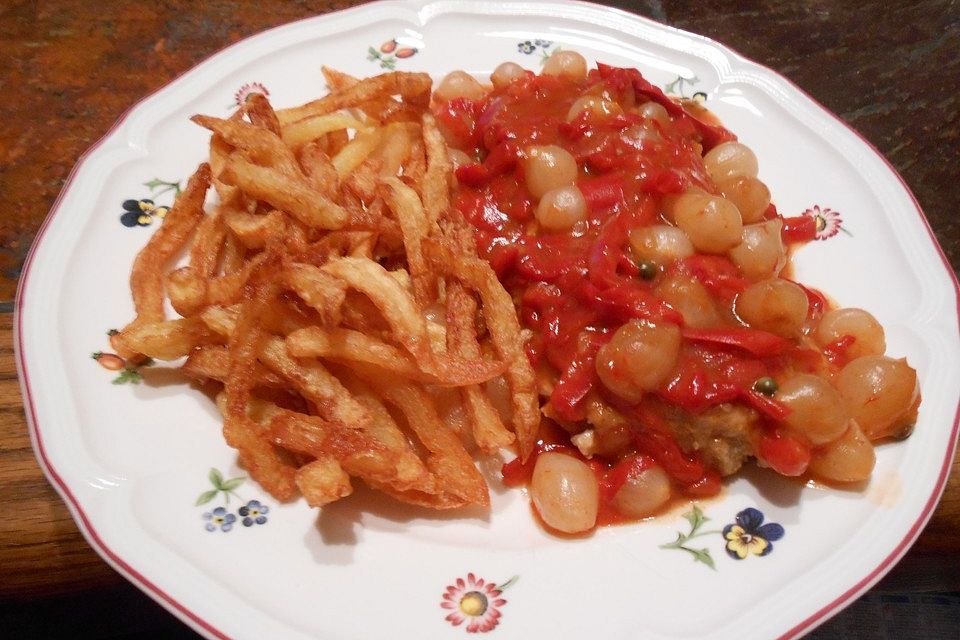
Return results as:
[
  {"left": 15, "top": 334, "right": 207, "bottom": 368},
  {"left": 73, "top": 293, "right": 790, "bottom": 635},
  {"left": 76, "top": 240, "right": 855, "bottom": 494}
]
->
[{"left": 1, "top": 0, "right": 958, "bottom": 637}]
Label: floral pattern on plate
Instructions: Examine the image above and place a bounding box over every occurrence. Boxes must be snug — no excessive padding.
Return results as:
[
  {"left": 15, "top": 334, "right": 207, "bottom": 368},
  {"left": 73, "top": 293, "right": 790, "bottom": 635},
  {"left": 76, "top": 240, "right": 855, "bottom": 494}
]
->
[
  {"left": 119, "top": 178, "right": 180, "bottom": 228},
  {"left": 803, "top": 204, "right": 850, "bottom": 239},
  {"left": 441, "top": 574, "right": 518, "bottom": 633},
  {"left": 197, "top": 468, "right": 271, "bottom": 533},
  {"left": 661, "top": 505, "right": 784, "bottom": 569},
  {"left": 92, "top": 329, "right": 154, "bottom": 384},
  {"left": 369, "top": 39, "right": 418, "bottom": 69},
  {"left": 234, "top": 82, "right": 269, "bottom": 108}
]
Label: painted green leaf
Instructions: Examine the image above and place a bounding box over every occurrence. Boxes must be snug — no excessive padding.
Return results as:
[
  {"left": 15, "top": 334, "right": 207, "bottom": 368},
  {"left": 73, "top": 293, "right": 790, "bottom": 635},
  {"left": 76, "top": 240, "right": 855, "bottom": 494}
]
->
[
  {"left": 221, "top": 477, "right": 245, "bottom": 491},
  {"left": 687, "top": 547, "right": 716, "bottom": 570},
  {"left": 208, "top": 468, "right": 224, "bottom": 489},
  {"left": 496, "top": 575, "right": 519, "bottom": 592},
  {"left": 111, "top": 369, "right": 142, "bottom": 385},
  {"left": 684, "top": 505, "right": 708, "bottom": 532},
  {"left": 195, "top": 490, "right": 218, "bottom": 506}
]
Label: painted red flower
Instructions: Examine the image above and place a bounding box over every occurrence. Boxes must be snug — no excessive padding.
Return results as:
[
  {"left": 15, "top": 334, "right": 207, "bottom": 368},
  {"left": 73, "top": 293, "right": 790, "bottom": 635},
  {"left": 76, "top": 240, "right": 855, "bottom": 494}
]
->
[
  {"left": 234, "top": 82, "right": 269, "bottom": 108},
  {"left": 440, "top": 573, "right": 517, "bottom": 633},
  {"left": 802, "top": 205, "right": 845, "bottom": 240}
]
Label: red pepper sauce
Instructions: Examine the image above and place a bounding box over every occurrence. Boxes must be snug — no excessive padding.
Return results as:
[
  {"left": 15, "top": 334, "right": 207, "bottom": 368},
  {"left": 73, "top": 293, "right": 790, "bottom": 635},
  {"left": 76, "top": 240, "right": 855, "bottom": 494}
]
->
[{"left": 436, "top": 65, "right": 842, "bottom": 525}]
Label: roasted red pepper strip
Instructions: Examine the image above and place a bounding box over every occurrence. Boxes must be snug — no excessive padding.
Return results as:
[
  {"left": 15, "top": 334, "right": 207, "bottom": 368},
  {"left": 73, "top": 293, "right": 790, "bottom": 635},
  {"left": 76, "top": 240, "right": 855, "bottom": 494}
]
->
[
  {"left": 781, "top": 215, "right": 818, "bottom": 243},
  {"left": 578, "top": 173, "right": 625, "bottom": 211},
  {"left": 454, "top": 141, "right": 520, "bottom": 187},
  {"left": 681, "top": 327, "right": 793, "bottom": 357},
  {"left": 551, "top": 348, "right": 602, "bottom": 422},
  {"left": 674, "top": 254, "right": 749, "bottom": 302},
  {"left": 759, "top": 432, "right": 811, "bottom": 477},
  {"left": 741, "top": 388, "right": 791, "bottom": 421},
  {"left": 599, "top": 454, "right": 656, "bottom": 503},
  {"left": 589, "top": 198, "right": 656, "bottom": 289},
  {"left": 596, "top": 63, "right": 737, "bottom": 151}
]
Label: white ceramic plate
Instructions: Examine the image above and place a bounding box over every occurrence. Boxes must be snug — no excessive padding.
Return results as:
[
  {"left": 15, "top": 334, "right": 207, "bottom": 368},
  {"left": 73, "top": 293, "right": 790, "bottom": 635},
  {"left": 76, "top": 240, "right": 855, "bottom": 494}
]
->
[{"left": 16, "top": 1, "right": 960, "bottom": 638}]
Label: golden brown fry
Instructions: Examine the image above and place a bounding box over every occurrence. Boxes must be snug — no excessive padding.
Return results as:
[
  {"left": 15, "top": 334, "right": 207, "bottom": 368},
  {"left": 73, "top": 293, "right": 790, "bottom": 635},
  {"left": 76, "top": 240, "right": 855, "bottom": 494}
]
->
[
  {"left": 421, "top": 113, "right": 452, "bottom": 225},
  {"left": 321, "top": 256, "right": 505, "bottom": 385},
  {"left": 220, "top": 157, "right": 347, "bottom": 230},
  {"left": 297, "top": 142, "right": 340, "bottom": 199},
  {"left": 116, "top": 164, "right": 211, "bottom": 358},
  {"left": 119, "top": 317, "right": 221, "bottom": 360},
  {"left": 223, "top": 208, "right": 287, "bottom": 249},
  {"left": 281, "top": 112, "right": 367, "bottom": 148},
  {"left": 242, "top": 92, "right": 281, "bottom": 136},
  {"left": 182, "top": 345, "right": 287, "bottom": 388},
  {"left": 285, "top": 326, "right": 429, "bottom": 381},
  {"left": 281, "top": 262, "right": 346, "bottom": 327},
  {"left": 276, "top": 72, "right": 432, "bottom": 125},
  {"left": 447, "top": 281, "right": 515, "bottom": 452},
  {"left": 381, "top": 176, "right": 434, "bottom": 304},
  {"left": 296, "top": 457, "right": 353, "bottom": 507},
  {"left": 369, "top": 378, "right": 489, "bottom": 507},
  {"left": 189, "top": 207, "right": 227, "bottom": 278},
  {"left": 259, "top": 340, "right": 432, "bottom": 490},
  {"left": 192, "top": 115, "right": 300, "bottom": 176},
  {"left": 426, "top": 239, "right": 540, "bottom": 459},
  {"left": 331, "top": 128, "right": 384, "bottom": 179},
  {"left": 223, "top": 257, "right": 300, "bottom": 501}
]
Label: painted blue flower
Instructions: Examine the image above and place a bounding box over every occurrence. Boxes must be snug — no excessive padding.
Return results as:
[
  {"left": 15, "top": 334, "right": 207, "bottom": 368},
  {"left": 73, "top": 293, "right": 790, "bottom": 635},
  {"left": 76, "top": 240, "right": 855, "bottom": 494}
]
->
[
  {"left": 533, "top": 39, "right": 552, "bottom": 48},
  {"left": 239, "top": 500, "right": 269, "bottom": 527},
  {"left": 120, "top": 198, "right": 169, "bottom": 227},
  {"left": 722, "top": 508, "right": 784, "bottom": 559},
  {"left": 517, "top": 41, "right": 536, "bottom": 54},
  {"left": 202, "top": 506, "right": 236, "bottom": 532}
]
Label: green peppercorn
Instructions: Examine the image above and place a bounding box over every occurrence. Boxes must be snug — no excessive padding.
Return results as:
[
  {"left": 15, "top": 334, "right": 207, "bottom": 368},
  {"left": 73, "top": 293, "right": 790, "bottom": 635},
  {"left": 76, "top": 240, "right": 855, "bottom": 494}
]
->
[
  {"left": 638, "top": 261, "right": 658, "bottom": 280},
  {"left": 753, "top": 376, "right": 778, "bottom": 396}
]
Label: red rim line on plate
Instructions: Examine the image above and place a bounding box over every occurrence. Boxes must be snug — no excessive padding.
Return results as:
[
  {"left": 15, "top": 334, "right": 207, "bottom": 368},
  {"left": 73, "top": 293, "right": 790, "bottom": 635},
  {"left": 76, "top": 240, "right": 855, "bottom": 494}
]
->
[{"left": 13, "top": 2, "right": 960, "bottom": 639}]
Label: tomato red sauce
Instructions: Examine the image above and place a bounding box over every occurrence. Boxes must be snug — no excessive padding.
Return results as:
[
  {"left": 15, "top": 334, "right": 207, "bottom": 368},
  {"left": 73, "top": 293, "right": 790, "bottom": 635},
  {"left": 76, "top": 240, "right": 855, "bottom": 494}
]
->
[{"left": 435, "top": 64, "right": 847, "bottom": 525}]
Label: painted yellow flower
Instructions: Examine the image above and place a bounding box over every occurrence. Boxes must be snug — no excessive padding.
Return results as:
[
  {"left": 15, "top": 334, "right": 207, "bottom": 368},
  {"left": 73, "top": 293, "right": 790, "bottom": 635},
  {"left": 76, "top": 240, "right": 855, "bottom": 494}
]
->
[
  {"left": 724, "top": 525, "right": 770, "bottom": 559},
  {"left": 723, "top": 508, "right": 784, "bottom": 560}
]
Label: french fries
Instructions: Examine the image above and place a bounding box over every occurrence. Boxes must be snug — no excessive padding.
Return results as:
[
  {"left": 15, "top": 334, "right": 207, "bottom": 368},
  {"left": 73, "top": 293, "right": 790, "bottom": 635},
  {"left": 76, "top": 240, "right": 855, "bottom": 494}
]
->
[{"left": 117, "top": 70, "right": 540, "bottom": 515}]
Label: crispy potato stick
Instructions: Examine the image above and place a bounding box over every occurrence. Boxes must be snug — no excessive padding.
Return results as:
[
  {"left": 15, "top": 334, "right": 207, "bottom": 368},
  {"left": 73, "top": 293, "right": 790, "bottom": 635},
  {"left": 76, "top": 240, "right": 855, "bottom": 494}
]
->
[
  {"left": 285, "top": 326, "right": 430, "bottom": 381},
  {"left": 116, "top": 164, "right": 210, "bottom": 358},
  {"left": 331, "top": 128, "right": 384, "bottom": 179},
  {"left": 377, "top": 123, "right": 417, "bottom": 179},
  {"left": 259, "top": 339, "right": 431, "bottom": 489},
  {"left": 219, "top": 232, "right": 246, "bottom": 276},
  {"left": 381, "top": 177, "right": 434, "bottom": 304},
  {"left": 242, "top": 92, "right": 281, "bottom": 136},
  {"left": 371, "top": 379, "right": 489, "bottom": 507},
  {"left": 296, "top": 457, "right": 353, "bottom": 507},
  {"left": 281, "top": 112, "right": 367, "bottom": 148},
  {"left": 119, "top": 317, "right": 221, "bottom": 360},
  {"left": 223, "top": 262, "right": 299, "bottom": 501},
  {"left": 223, "top": 208, "right": 287, "bottom": 249},
  {"left": 321, "top": 257, "right": 505, "bottom": 385},
  {"left": 426, "top": 240, "right": 540, "bottom": 459},
  {"left": 421, "top": 113, "right": 452, "bottom": 225},
  {"left": 281, "top": 263, "right": 346, "bottom": 327},
  {"left": 447, "top": 281, "right": 515, "bottom": 452},
  {"left": 183, "top": 345, "right": 287, "bottom": 387},
  {"left": 220, "top": 157, "right": 347, "bottom": 229},
  {"left": 297, "top": 142, "right": 340, "bottom": 199},
  {"left": 276, "top": 72, "right": 432, "bottom": 125},
  {"left": 189, "top": 207, "right": 227, "bottom": 278},
  {"left": 192, "top": 115, "right": 300, "bottom": 176},
  {"left": 167, "top": 254, "right": 269, "bottom": 317}
]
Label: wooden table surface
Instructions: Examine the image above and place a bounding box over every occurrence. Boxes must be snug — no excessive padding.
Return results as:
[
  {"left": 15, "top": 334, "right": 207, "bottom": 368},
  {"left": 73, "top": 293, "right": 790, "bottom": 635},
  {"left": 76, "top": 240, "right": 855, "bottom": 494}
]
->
[{"left": 1, "top": 0, "right": 958, "bottom": 637}]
